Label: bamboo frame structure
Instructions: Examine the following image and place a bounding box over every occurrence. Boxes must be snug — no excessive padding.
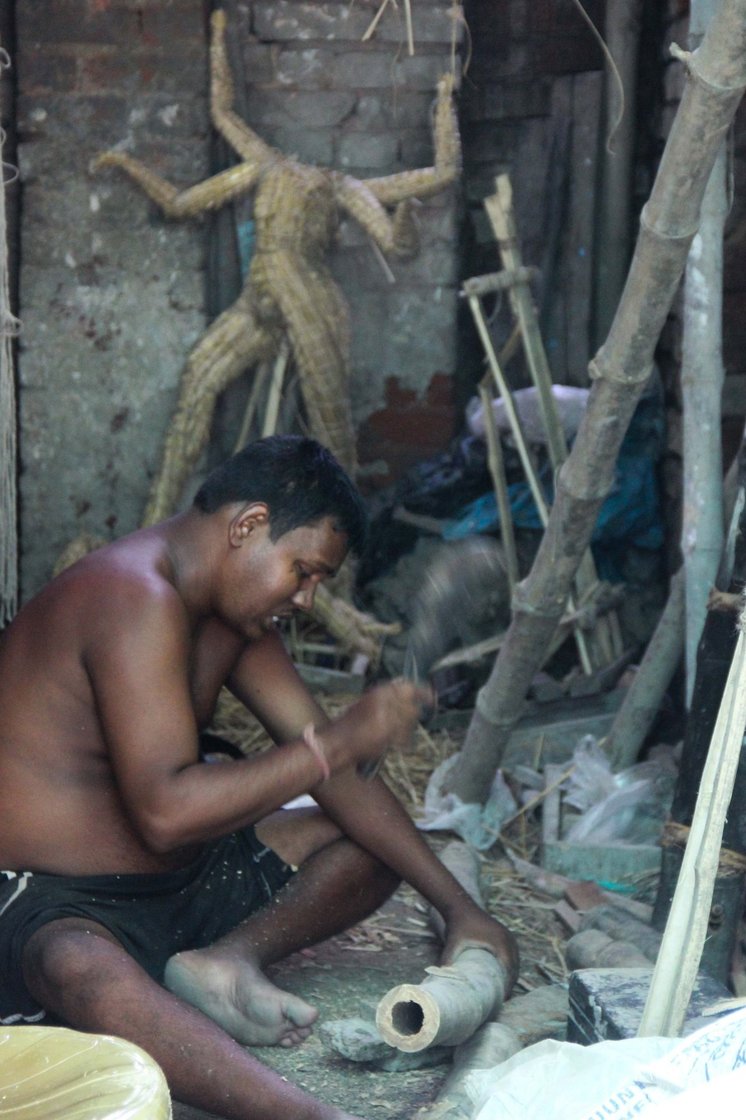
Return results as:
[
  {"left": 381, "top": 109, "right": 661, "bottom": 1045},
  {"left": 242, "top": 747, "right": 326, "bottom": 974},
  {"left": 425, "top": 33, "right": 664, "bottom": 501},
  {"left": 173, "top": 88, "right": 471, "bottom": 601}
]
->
[
  {"left": 483, "top": 176, "right": 624, "bottom": 668},
  {"left": 445, "top": 0, "right": 746, "bottom": 806}
]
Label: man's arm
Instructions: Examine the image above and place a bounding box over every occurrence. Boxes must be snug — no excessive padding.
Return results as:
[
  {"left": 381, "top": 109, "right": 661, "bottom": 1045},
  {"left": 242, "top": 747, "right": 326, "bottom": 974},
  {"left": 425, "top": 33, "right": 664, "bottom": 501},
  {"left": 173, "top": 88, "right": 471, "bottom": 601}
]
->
[
  {"left": 228, "top": 631, "right": 519, "bottom": 985},
  {"left": 87, "top": 582, "right": 413, "bottom": 853}
]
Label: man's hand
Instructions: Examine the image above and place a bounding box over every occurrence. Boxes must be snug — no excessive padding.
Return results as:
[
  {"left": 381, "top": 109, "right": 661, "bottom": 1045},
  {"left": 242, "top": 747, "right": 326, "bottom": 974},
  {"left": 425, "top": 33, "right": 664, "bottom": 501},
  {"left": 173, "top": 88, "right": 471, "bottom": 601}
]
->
[{"left": 326, "top": 679, "right": 433, "bottom": 770}]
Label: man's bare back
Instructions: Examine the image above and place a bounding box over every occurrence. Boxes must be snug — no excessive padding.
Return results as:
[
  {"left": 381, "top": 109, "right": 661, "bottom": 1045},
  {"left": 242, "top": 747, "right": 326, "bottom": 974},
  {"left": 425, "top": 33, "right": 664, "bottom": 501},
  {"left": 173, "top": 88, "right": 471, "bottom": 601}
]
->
[{"left": 0, "top": 528, "right": 251, "bottom": 875}]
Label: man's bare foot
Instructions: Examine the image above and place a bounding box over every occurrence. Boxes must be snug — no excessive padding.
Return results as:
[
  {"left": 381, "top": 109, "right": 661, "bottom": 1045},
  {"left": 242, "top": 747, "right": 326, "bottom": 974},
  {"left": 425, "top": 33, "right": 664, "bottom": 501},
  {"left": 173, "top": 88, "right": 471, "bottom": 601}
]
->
[
  {"left": 441, "top": 906, "right": 520, "bottom": 993},
  {"left": 164, "top": 949, "right": 319, "bottom": 1047}
]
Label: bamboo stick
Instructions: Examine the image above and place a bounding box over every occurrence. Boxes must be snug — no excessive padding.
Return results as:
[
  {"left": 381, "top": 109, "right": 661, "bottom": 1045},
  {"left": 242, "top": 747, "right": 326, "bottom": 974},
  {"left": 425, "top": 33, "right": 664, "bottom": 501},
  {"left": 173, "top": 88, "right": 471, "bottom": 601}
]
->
[
  {"left": 478, "top": 378, "right": 519, "bottom": 592},
  {"left": 638, "top": 594, "right": 746, "bottom": 1037},
  {"left": 467, "top": 292, "right": 593, "bottom": 675},
  {"left": 485, "top": 176, "right": 623, "bottom": 667}
]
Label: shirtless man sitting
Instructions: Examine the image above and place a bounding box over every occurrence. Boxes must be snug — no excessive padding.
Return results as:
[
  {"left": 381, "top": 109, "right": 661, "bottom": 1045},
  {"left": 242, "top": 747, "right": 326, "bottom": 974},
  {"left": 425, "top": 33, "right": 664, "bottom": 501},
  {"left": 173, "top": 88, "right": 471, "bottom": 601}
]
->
[{"left": 0, "top": 434, "right": 518, "bottom": 1120}]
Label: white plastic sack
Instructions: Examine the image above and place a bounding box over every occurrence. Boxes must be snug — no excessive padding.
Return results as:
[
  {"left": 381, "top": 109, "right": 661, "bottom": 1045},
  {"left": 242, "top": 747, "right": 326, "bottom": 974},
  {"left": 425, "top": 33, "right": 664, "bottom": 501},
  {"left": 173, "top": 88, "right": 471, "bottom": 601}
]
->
[
  {"left": 416, "top": 755, "right": 517, "bottom": 850},
  {"left": 466, "top": 1005, "right": 746, "bottom": 1120},
  {"left": 466, "top": 386, "right": 589, "bottom": 447}
]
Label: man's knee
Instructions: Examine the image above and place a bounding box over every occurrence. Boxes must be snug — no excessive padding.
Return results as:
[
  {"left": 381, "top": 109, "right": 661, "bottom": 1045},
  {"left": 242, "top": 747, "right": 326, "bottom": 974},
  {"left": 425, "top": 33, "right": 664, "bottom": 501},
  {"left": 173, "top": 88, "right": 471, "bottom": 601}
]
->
[
  {"left": 23, "top": 918, "right": 126, "bottom": 1001},
  {"left": 257, "top": 805, "right": 342, "bottom": 867}
]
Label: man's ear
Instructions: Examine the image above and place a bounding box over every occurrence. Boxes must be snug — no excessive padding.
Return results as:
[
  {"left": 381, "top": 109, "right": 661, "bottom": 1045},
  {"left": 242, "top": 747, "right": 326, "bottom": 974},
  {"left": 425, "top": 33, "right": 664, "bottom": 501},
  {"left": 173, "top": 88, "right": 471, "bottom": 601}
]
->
[{"left": 228, "top": 502, "right": 269, "bottom": 547}]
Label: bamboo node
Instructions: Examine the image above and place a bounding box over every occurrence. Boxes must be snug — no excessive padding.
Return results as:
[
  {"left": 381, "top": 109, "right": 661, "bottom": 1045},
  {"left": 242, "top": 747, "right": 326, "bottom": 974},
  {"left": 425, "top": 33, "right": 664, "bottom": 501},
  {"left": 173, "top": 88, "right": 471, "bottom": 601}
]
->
[
  {"left": 661, "top": 819, "right": 746, "bottom": 876},
  {"left": 669, "top": 43, "right": 693, "bottom": 67},
  {"left": 639, "top": 201, "right": 701, "bottom": 244},
  {"left": 670, "top": 42, "right": 745, "bottom": 96},
  {"left": 587, "top": 354, "right": 656, "bottom": 388}
]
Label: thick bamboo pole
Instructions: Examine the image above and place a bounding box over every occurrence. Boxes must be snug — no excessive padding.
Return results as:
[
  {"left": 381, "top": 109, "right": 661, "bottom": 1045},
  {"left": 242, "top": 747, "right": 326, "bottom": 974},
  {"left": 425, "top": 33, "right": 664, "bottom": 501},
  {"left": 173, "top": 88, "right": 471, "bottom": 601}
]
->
[
  {"left": 446, "top": 0, "right": 746, "bottom": 806},
  {"left": 681, "top": 0, "right": 728, "bottom": 706}
]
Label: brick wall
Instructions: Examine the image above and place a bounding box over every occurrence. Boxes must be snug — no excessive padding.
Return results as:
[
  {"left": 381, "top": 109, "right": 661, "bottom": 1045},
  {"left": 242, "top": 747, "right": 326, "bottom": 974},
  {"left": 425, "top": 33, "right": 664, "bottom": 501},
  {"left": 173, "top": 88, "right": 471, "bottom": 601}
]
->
[{"left": 16, "top": 0, "right": 209, "bottom": 595}]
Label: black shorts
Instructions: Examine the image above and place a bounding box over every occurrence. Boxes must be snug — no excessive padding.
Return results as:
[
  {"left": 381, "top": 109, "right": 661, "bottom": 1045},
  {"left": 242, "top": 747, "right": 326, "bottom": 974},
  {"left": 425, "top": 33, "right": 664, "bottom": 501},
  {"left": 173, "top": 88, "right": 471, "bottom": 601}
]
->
[{"left": 0, "top": 827, "right": 295, "bottom": 1025}]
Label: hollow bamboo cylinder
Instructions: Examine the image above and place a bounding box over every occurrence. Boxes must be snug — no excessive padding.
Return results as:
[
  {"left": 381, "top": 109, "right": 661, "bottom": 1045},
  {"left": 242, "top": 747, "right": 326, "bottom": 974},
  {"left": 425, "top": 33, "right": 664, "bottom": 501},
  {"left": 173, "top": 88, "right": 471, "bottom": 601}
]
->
[{"left": 375, "top": 947, "right": 507, "bottom": 1052}]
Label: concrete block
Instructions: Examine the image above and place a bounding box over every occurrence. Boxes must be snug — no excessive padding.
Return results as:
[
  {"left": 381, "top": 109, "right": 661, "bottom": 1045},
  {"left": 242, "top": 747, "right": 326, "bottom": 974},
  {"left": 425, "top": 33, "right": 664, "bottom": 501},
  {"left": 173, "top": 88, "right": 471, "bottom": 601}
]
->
[
  {"left": 246, "top": 87, "right": 355, "bottom": 129},
  {"left": 262, "top": 126, "right": 334, "bottom": 167},
  {"left": 240, "top": 42, "right": 276, "bottom": 86},
  {"left": 567, "top": 968, "right": 733, "bottom": 1044},
  {"left": 274, "top": 46, "right": 334, "bottom": 87},
  {"left": 337, "top": 131, "right": 399, "bottom": 171},
  {"left": 253, "top": 2, "right": 457, "bottom": 45},
  {"left": 331, "top": 50, "right": 453, "bottom": 92},
  {"left": 348, "top": 91, "right": 433, "bottom": 132}
]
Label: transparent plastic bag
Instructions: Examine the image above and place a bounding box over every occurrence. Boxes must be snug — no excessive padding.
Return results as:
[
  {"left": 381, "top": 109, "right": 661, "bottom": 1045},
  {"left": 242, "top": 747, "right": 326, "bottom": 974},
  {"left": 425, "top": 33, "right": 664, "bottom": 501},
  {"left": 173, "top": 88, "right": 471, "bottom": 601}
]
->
[
  {"left": 562, "top": 736, "right": 676, "bottom": 844},
  {"left": 467, "top": 1006, "right": 746, "bottom": 1120}
]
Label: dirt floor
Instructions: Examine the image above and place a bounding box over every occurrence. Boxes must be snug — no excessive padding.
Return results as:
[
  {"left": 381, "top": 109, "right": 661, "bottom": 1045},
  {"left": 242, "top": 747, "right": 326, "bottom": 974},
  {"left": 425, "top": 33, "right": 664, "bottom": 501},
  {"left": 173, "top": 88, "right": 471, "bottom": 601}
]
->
[
  {"left": 170, "top": 848, "right": 574, "bottom": 1120},
  {"left": 172, "top": 892, "right": 446, "bottom": 1120}
]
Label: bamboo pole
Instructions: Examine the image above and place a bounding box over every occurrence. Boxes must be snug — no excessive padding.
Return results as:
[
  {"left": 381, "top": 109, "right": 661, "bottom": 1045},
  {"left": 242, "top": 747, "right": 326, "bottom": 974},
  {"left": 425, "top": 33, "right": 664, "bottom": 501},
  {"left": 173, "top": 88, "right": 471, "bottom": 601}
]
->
[
  {"left": 593, "top": 0, "right": 642, "bottom": 347},
  {"left": 0, "top": 56, "right": 17, "bottom": 625},
  {"left": 478, "top": 378, "right": 519, "bottom": 593},
  {"left": 638, "top": 594, "right": 746, "bottom": 1038},
  {"left": 485, "top": 176, "right": 622, "bottom": 667},
  {"left": 681, "top": 0, "right": 728, "bottom": 706},
  {"left": 445, "top": 0, "right": 746, "bottom": 806},
  {"left": 604, "top": 568, "right": 685, "bottom": 771}
]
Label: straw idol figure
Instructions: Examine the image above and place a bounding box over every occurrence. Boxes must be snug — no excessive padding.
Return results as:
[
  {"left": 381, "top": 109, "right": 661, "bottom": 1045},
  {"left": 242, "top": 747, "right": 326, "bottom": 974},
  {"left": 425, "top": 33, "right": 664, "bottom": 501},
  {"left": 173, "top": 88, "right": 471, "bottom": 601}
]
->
[{"left": 95, "top": 9, "right": 462, "bottom": 526}]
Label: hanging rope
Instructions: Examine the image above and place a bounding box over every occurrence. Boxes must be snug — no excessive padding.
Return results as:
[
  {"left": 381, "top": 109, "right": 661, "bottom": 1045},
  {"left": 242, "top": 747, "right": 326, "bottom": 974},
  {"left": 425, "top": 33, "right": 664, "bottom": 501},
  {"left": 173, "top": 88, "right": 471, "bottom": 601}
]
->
[{"left": 0, "top": 46, "right": 19, "bottom": 625}]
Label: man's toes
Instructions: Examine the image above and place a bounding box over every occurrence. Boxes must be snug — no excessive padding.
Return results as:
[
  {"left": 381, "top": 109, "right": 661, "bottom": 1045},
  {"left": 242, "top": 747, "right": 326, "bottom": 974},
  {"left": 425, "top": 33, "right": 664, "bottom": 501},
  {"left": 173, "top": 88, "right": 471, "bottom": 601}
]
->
[{"left": 279, "top": 1025, "right": 313, "bottom": 1048}]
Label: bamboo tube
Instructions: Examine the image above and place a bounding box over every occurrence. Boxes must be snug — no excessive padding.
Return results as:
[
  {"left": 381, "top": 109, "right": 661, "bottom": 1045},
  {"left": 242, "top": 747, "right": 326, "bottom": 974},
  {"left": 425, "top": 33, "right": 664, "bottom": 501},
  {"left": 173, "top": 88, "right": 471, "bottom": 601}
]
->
[
  {"left": 376, "top": 842, "right": 508, "bottom": 1052},
  {"left": 375, "top": 948, "right": 507, "bottom": 1053}
]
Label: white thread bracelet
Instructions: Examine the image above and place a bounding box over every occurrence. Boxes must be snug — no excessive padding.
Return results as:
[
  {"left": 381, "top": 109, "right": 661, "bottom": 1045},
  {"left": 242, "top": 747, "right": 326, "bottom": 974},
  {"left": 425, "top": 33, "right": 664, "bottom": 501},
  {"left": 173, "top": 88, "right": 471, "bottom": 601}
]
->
[{"left": 302, "top": 723, "right": 331, "bottom": 782}]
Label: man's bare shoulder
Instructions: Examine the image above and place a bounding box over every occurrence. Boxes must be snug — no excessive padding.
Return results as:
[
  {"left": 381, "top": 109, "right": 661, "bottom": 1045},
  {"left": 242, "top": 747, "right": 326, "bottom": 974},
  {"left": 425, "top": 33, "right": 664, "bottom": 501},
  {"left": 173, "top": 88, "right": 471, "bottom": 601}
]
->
[{"left": 23, "top": 529, "right": 188, "bottom": 646}]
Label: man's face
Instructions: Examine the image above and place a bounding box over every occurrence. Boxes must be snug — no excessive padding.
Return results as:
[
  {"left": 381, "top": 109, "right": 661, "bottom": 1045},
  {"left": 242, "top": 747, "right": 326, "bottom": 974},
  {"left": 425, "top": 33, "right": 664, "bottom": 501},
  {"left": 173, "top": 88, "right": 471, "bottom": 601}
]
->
[{"left": 221, "top": 515, "right": 349, "bottom": 637}]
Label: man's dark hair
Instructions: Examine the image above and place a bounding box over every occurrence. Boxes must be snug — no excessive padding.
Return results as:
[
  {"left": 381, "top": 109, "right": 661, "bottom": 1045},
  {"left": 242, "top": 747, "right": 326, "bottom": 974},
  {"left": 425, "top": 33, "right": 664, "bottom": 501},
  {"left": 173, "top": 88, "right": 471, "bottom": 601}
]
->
[{"left": 193, "top": 435, "right": 368, "bottom": 556}]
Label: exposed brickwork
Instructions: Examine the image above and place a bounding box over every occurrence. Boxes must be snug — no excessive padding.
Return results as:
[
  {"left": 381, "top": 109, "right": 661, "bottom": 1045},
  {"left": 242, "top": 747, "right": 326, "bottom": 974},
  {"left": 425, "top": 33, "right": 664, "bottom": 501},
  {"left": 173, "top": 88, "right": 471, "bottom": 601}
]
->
[{"left": 357, "top": 373, "right": 459, "bottom": 490}]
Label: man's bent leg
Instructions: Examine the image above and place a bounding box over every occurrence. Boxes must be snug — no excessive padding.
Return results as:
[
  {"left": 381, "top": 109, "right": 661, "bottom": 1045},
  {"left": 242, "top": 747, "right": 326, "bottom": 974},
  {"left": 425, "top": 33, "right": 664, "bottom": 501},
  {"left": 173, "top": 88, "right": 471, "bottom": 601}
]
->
[
  {"left": 164, "top": 809, "right": 400, "bottom": 1047},
  {"left": 23, "top": 918, "right": 359, "bottom": 1120}
]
